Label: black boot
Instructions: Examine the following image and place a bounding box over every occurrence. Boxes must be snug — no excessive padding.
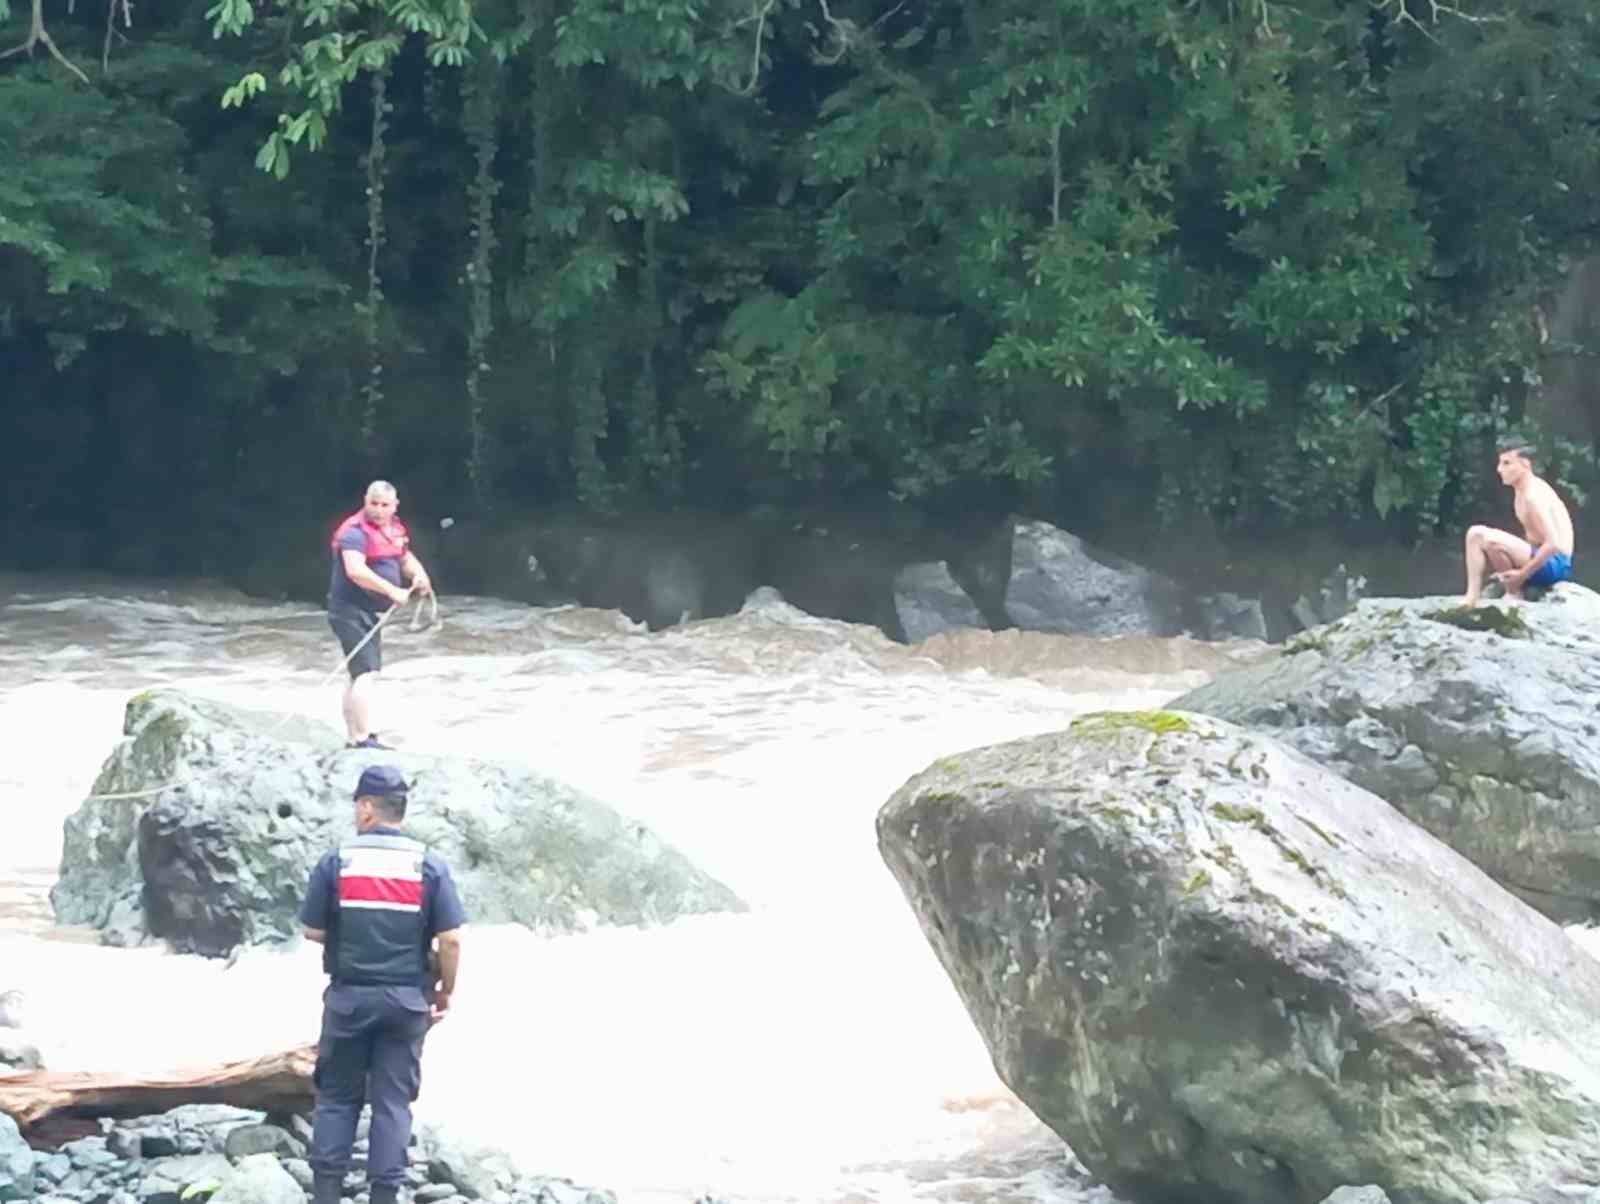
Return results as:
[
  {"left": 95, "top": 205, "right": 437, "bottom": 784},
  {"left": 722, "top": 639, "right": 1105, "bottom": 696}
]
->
[
  {"left": 312, "top": 1175, "right": 344, "bottom": 1204},
  {"left": 369, "top": 1185, "right": 399, "bottom": 1204}
]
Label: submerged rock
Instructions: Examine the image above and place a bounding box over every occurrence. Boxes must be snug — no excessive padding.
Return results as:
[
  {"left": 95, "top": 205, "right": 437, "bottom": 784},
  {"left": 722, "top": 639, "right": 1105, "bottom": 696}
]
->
[
  {"left": 53, "top": 690, "right": 744, "bottom": 956},
  {"left": 1175, "top": 585, "right": 1600, "bottom": 922},
  {"left": 877, "top": 710, "right": 1600, "bottom": 1204}
]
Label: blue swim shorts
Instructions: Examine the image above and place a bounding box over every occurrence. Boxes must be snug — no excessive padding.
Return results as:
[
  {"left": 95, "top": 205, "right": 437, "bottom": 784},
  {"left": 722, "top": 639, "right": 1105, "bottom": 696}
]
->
[{"left": 1526, "top": 550, "right": 1574, "bottom": 589}]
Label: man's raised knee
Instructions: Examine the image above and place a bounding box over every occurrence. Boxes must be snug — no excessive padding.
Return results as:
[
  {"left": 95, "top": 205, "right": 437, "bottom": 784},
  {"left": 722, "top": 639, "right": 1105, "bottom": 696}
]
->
[{"left": 1466, "top": 524, "right": 1490, "bottom": 546}]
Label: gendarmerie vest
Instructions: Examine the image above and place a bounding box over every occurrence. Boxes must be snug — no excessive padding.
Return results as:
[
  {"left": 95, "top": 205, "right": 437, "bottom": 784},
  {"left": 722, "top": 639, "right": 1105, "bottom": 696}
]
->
[{"left": 329, "top": 831, "right": 428, "bottom": 986}]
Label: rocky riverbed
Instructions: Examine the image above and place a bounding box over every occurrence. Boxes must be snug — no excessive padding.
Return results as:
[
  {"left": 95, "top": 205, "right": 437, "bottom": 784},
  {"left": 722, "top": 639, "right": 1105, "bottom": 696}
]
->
[{"left": 0, "top": 1104, "right": 614, "bottom": 1204}]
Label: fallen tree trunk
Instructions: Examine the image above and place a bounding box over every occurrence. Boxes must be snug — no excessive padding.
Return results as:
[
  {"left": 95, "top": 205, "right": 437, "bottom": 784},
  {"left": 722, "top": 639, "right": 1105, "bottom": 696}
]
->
[{"left": 0, "top": 1043, "right": 317, "bottom": 1130}]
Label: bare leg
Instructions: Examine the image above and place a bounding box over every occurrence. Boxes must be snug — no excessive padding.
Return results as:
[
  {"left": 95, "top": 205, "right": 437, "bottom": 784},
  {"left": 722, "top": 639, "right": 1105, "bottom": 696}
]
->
[
  {"left": 1463, "top": 526, "right": 1489, "bottom": 607},
  {"left": 1486, "top": 545, "right": 1521, "bottom": 598},
  {"left": 1463, "top": 525, "right": 1531, "bottom": 606},
  {"left": 342, "top": 672, "right": 377, "bottom": 743}
]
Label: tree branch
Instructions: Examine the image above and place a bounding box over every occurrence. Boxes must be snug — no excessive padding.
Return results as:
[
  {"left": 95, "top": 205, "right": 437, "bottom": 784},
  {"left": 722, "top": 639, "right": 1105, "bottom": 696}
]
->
[
  {"left": 731, "top": 0, "right": 863, "bottom": 94},
  {"left": 734, "top": 0, "right": 777, "bottom": 96},
  {"left": 1, "top": 0, "right": 91, "bottom": 82},
  {"left": 813, "top": 0, "right": 851, "bottom": 65},
  {"left": 102, "top": 0, "right": 131, "bottom": 72},
  {"left": 1370, "top": 0, "right": 1504, "bottom": 37}
]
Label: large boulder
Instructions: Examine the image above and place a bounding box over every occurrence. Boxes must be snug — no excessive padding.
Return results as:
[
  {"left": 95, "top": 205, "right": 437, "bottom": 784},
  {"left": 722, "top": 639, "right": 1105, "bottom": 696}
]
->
[
  {"left": 877, "top": 710, "right": 1600, "bottom": 1204},
  {"left": 1002, "top": 519, "right": 1186, "bottom": 638},
  {"left": 53, "top": 690, "right": 744, "bottom": 956},
  {"left": 445, "top": 514, "right": 754, "bottom": 629},
  {"left": 1174, "top": 585, "right": 1600, "bottom": 922},
  {"left": 893, "top": 561, "right": 987, "bottom": 642}
]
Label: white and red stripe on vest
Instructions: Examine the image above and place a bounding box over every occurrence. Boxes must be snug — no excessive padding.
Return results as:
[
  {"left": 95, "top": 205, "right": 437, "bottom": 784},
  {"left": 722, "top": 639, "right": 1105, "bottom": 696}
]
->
[{"left": 338, "top": 839, "right": 424, "bottom": 912}]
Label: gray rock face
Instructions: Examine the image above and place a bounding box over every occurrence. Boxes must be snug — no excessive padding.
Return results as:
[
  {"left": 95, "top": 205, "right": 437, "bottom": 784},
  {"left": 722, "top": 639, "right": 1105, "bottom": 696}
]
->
[
  {"left": 877, "top": 710, "right": 1600, "bottom": 1204},
  {"left": 32, "top": 1157, "right": 69, "bottom": 1190},
  {"left": 412, "top": 1185, "right": 459, "bottom": 1203},
  {"left": 208, "top": 1156, "right": 302, "bottom": 1204},
  {"left": 893, "top": 561, "right": 987, "bottom": 642},
  {"left": 0, "top": 1031, "right": 41, "bottom": 1071},
  {"left": 277, "top": 1162, "right": 312, "bottom": 1193},
  {"left": 54, "top": 690, "right": 744, "bottom": 956},
  {"left": 420, "top": 1126, "right": 515, "bottom": 1200},
  {"left": 220, "top": 1128, "right": 299, "bottom": 1162},
  {"left": 60, "top": 1139, "right": 118, "bottom": 1172},
  {"left": 0, "top": 1114, "right": 33, "bottom": 1203},
  {"left": 1196, "top": 592, "right": 1270, "bottom": 642},
  {"left": 137, "top": 1154, "right": 234, "bottom": 1204},
  {"left": 1002, "top": 520, "right": 1184, "bottom": 637},
  {"left": 1175, "top": 586, "right": 1600, "bottom": 922}
]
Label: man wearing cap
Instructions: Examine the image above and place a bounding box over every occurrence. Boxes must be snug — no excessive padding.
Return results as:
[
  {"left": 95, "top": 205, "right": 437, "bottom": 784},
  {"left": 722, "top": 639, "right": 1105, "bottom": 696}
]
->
[{"left": 300, "top": 765, "right": 466, "bottom": 1204}]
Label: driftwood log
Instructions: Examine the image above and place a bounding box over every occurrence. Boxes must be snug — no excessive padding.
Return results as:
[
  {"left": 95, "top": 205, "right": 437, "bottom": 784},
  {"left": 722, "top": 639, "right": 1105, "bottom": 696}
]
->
[{"left": 0, "top": 1043, "right": 317, "bottom": 1130}]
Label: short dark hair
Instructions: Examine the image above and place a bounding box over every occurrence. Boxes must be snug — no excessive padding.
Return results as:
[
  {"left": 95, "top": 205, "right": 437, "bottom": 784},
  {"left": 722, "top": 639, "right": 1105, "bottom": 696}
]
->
[
  {"left": 1498, "top": 442, "right": 1537, "bottom": 466},
  {"left": 369, "top": 793, "right": 408, "bottom": 821}
]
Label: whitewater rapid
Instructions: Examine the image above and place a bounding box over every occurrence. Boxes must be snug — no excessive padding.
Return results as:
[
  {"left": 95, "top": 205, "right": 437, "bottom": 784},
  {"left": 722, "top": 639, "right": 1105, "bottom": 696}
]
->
[{"left": 0, "top": 573, "right": 1258, "bottom": 1204}]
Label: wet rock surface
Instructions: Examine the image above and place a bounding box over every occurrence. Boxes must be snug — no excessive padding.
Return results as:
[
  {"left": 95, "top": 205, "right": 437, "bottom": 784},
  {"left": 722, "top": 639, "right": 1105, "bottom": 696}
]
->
[
  {"left": 54, "top": 690, "right": 745, "bottom": 957},
  {"left": 878, "top": 710, "right": 1600, "bottom": 1204},
  {"left": 1176, "top": 585, "right": 1600, "bottom": 922}
]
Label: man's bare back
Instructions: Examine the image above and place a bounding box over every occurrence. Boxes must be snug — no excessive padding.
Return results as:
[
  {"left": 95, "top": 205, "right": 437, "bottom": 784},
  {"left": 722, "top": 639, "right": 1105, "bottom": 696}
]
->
[{"left": 1461, "top": 446, "right": 1575, "bottom": 607}]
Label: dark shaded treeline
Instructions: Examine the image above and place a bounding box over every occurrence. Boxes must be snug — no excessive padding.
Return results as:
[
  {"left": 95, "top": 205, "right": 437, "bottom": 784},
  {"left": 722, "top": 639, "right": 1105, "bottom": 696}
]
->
[{"left": 5, "top": 0, "right": 1600, "bottom": 585}]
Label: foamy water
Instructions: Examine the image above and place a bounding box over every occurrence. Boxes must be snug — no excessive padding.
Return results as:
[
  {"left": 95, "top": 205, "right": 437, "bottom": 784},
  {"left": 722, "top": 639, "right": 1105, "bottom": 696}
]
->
[{"left": 0, "top": 573, "right": 1257, "bottom": 1204}]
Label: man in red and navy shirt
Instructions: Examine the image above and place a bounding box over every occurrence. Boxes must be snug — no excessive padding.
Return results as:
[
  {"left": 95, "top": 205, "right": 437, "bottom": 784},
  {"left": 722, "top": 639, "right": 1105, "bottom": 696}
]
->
[
  {"left": 301, "top": 765, "right": 465, "bottom": 1204},
  {"left": 327, "top": 480, "right": 433, "bottom": 749}
]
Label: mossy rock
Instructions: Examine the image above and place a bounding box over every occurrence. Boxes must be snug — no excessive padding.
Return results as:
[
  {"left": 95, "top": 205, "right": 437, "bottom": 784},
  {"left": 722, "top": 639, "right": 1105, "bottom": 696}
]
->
[
  {"left": 1423, "top": 604, "right": 1532, "bottom": 639},
  {"left": 1071, "top": 710, "right": 1192, "bottom": 736}
]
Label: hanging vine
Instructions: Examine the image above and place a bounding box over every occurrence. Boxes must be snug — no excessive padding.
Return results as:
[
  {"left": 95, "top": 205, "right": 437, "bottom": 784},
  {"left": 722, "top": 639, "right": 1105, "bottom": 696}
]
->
[
  {"left": 629, "top": 210, "right": 664, "bottom": 490},
  {"left": 463, "top": 59, "right": 501, "bottom": 510},
  {"left": 572, "top": 338, "right": 611, "bottom": 506},
  {"left": 360, "top": 66, "right": 389, "bottom": 453}
]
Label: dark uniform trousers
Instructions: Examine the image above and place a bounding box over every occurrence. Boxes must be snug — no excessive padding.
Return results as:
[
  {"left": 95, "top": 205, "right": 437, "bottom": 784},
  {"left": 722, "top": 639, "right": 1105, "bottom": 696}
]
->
[{"left": 310, "top": 983, "right": 432, "bottom": 1188}]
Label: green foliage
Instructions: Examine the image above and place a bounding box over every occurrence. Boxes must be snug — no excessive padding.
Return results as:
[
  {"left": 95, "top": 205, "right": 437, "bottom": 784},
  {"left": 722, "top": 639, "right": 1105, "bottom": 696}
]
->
[{"left": 5, "top": 0, "right": 1600, "bottom": 534}]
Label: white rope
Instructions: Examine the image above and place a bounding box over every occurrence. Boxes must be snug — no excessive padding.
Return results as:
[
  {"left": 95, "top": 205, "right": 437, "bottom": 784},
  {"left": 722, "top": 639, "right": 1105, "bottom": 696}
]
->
[{"left": 81, "top": 591, "right": 438, "bottom": 803}]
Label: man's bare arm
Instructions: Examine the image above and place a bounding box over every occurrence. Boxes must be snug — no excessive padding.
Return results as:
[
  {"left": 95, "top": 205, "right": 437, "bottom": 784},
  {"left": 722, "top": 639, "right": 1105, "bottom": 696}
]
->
[
  {"left": 303, "top": 926, "right": 326, "bottom": 944},
  {"left": 401, "top": 551, "right": 433, "bottom": 596},
  {"left": 433, "top": 929, "right": 461, "bottom": 996},
  {"left": 341, "top": 549, "right": 411, "bottom": 606}
]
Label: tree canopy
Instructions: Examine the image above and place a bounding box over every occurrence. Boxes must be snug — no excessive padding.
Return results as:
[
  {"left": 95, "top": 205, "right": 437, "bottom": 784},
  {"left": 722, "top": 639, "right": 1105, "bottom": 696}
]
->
[{"left": 4, "top": 0, "right": 1599, "bottom": 560}]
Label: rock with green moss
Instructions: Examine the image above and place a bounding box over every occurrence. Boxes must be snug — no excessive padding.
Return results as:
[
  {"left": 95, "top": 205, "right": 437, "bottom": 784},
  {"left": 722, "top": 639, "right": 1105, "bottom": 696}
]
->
[
  {"left": 1175, "top": 583, "right": 1600, "bottom": 923},
  {"left": 877, "top": 711, "right": 1600, "bottom": 1204},
  {"left": 52, "top": 689, "right": 744, "bottom": 956}
]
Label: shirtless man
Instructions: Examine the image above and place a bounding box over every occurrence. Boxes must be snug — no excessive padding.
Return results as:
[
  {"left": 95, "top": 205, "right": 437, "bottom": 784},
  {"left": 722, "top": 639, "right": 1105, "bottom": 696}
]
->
[{"left": 1462, "top": 444, "right": 1575, "bottom": 607}]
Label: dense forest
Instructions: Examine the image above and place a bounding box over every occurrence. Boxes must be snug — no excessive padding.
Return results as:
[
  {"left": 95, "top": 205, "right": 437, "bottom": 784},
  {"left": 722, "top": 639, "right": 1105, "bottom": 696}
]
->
[{"left": 4, "top": 0, "right": 1600, "bottom": 577}]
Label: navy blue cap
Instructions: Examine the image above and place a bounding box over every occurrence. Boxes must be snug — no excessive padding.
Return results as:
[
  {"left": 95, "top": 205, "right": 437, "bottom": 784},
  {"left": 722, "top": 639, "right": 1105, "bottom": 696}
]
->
[{"left": 354, "top": 764, "right": 409, "bottom": 800}]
